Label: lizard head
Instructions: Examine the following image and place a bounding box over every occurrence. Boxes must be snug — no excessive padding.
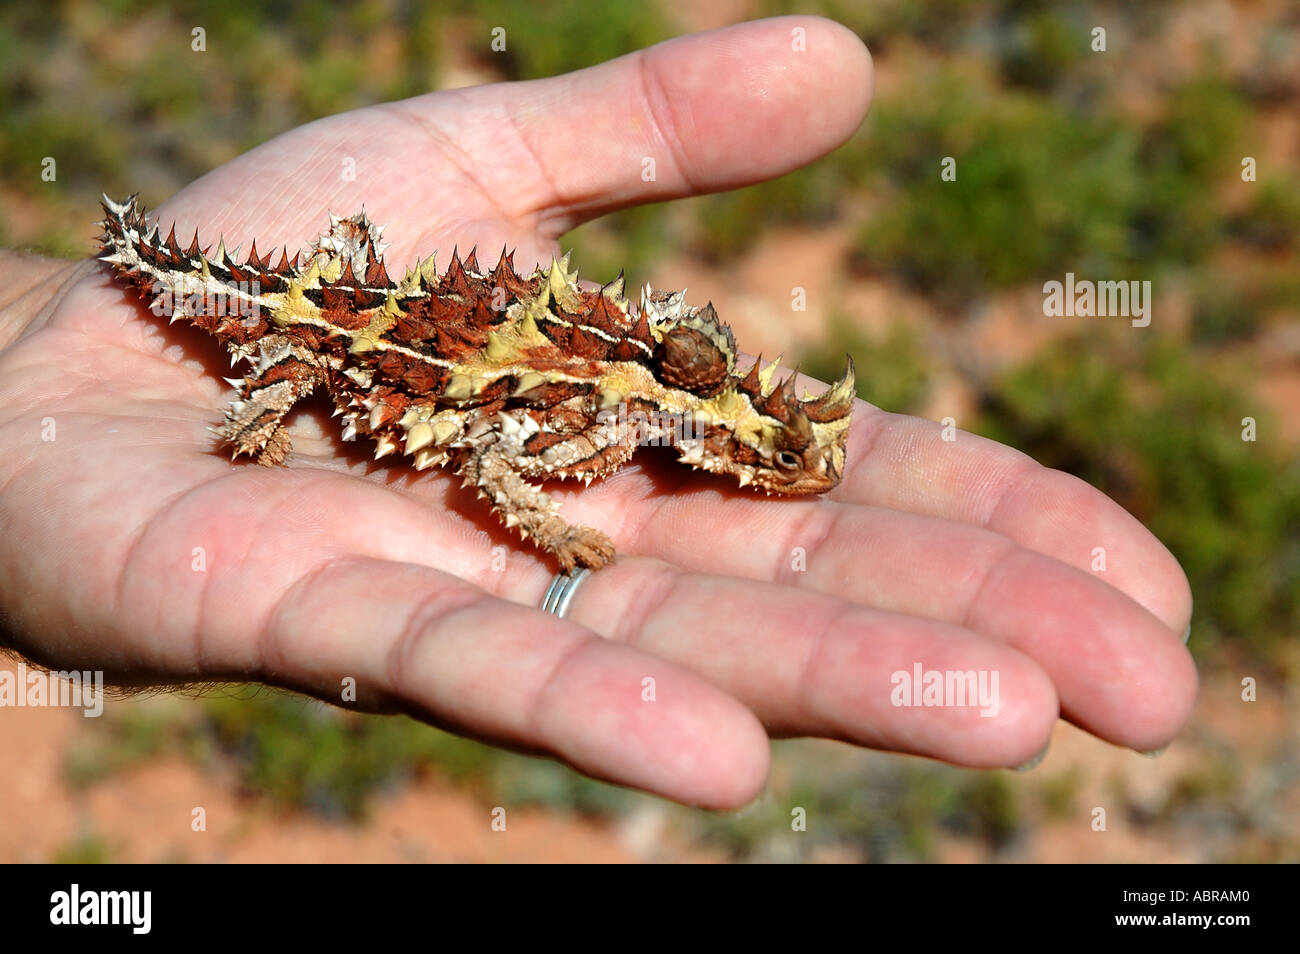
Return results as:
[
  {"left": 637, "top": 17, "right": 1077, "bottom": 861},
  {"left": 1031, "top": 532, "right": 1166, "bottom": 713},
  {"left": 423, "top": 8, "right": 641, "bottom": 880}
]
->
[
  {"left": 642, "top": 291, "right": 856, "bottom": 496},
  {"left": 676, "top": 354, "right": 856, "bottom": 495}
]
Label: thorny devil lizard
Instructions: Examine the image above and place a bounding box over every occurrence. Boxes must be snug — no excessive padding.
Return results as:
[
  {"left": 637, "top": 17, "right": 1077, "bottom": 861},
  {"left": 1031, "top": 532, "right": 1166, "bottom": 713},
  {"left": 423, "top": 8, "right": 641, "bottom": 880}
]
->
[{"left": 98, "top": 194, "right": 856, "bottom": 572}]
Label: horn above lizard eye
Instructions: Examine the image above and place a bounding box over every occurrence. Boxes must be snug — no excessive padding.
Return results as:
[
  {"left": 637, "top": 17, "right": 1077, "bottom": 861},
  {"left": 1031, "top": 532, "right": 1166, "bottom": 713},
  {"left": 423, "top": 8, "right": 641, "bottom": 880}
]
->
[{"left": 802, "top": 355, "right": 856, "bottom": 422}]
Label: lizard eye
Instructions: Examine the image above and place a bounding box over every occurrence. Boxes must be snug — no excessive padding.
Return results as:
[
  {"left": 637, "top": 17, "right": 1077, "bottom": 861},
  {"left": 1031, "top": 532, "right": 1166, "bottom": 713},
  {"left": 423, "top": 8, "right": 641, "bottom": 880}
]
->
[{"left": 775, "top": 451, "right": 801, "bottom": 470}]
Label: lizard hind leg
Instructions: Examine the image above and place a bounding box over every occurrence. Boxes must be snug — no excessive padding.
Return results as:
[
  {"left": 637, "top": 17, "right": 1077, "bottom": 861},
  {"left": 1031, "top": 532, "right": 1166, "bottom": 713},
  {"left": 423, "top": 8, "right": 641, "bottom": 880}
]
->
[
  {"left": 217, "top": 379, "right": 303, "bottom": 465},
  {"left": 216, "top": 336, "right": 322, "bottom": 466},
  {"left": 458, "top": 443, "right": 616, "bottom": 572},
  {"left": 456, "top": 409, "right": 640, "bottom": 571}
]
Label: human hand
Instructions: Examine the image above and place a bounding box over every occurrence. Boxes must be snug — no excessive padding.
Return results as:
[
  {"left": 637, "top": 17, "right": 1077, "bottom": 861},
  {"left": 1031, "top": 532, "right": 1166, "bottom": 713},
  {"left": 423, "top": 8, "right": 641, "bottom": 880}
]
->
[{"left": 0, "top": 17, "right": 1194, "bottom": 808}]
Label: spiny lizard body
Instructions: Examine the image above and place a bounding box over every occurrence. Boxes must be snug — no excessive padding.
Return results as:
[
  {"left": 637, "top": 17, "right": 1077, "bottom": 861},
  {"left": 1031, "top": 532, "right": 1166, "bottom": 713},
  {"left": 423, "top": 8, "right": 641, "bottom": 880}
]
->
[{"left": 98, "top": 195, "right": 855, "bottom": 571}]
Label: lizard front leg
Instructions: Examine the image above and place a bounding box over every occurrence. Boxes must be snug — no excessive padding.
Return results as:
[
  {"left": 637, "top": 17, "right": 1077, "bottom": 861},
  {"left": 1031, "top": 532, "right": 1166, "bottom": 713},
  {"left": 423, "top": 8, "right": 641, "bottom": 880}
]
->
[
  {"left": 217, "top": 334, "right": 325, "bottom": 465},
  {"left": 456, "top": 411, "right": 639, "bottom": 571}
]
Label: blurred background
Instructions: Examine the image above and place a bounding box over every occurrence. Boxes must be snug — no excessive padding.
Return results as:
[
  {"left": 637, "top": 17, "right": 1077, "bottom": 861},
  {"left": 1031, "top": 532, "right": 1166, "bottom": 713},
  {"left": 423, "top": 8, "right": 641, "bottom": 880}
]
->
[{"left": 1, "top": 0, "right": 1297, "bottom": 862}]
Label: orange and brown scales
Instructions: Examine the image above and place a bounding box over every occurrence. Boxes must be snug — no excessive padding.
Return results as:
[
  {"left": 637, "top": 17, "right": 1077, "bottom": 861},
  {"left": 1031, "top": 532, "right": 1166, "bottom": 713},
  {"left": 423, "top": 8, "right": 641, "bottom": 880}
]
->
[{"left": 97, "top": 194, "right": 856, "bottom": 571}]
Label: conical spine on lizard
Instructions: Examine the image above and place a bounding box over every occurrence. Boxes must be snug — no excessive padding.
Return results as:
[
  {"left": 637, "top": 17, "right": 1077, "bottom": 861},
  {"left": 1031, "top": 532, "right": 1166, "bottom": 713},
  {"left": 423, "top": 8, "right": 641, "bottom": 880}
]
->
[{"left": 97, "top": 193, "right": 855, "bottom": 571}]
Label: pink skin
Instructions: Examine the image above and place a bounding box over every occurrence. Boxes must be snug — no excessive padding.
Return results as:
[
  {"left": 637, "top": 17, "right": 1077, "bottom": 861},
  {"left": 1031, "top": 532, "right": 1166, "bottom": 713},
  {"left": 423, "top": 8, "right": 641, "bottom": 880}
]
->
[{"left": 0, "top": 17, "right": 1194, "bottom": 809}]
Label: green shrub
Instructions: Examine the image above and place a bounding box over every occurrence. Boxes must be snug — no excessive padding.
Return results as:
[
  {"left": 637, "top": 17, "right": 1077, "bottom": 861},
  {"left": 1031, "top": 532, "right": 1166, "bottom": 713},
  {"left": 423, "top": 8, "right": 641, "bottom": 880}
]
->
[
  {"left": 0, "top": 106, "right": 126, "bottom": 193},
  {"left": 760, "top": 0, "right": 986, "bottom": 51},
  {"left": 998, "top": 11, "right": 1086, "bottom": 91},
  {"left": 196, "top": 691, "right": 495, "bottom": 818},
  {"left": 459, "top": 0, "right": 671, "bottom": 80},
  {"left": 562, "top": 204, "right": 670, "bottom": 287},
  {"left": 1038, "top": 767, "right": 1083, "bottom": 819},
  {"left": 1188, "top": 263, "right": 1300, "bottom": 347},
  {"left": 978, "top": 333, "right": 1300, "bottom": 661},
  {"left": 853, "top": 76, "right": 1141, "bottom": 303},
  {"left": 67, "top": 687, "right": 641, "bottom": 821},
  {"left": 1231, "top": 176, "right": 1300, "bottom": 251},
  {"left": 687, "top": 164, "right": 844, "bottom": 262},
  {"left": 694, "top": 742, "right": 1025, "bottom": 862},
  {"left": 1132, "top": 74, "right": 1248, "bottom": 263},
  {"left": 52, "top": 833, "right": 115, "bottom": 864},
  {"left": 800, "top": 316, "right": 930, "bottom": 414}
]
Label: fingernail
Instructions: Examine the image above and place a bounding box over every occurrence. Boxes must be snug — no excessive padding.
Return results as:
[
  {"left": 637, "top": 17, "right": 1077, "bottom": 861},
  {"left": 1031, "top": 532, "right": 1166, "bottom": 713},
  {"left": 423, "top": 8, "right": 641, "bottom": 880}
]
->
[
  {"left": 1139, "top": 745, "right": 1168, "bottom": 758},
  {"left": 1015, "top": 742, "right": 1050, "bottom": 772},
  {"left": 1181, "top": 623, "right": 1191, "bottom": 645}
]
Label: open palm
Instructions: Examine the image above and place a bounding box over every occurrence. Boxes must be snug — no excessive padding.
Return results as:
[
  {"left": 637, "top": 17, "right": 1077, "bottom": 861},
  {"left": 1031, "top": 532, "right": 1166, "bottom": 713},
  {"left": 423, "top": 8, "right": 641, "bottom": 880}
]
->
[{"left": 0, "top": 18, "right": 1194, "bottom": 807}]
